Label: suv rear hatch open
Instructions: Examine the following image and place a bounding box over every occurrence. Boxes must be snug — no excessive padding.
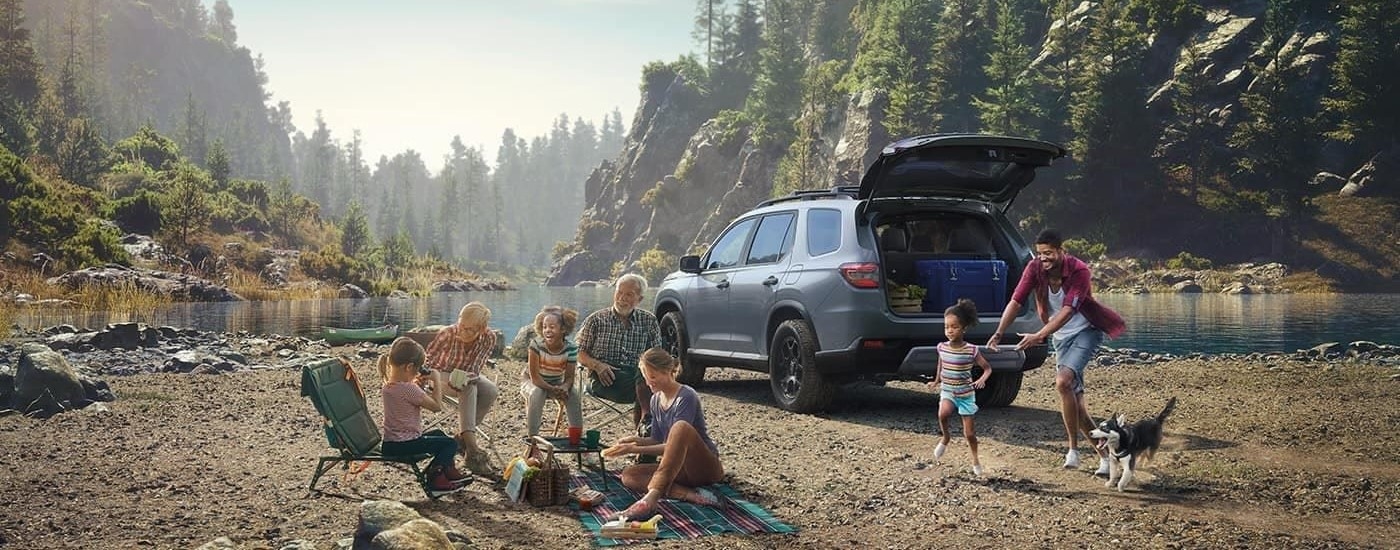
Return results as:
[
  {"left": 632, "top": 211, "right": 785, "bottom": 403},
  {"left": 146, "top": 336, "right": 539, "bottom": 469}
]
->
[{"left": 857, "top": 134, "right": 1066, "bottom": 211}]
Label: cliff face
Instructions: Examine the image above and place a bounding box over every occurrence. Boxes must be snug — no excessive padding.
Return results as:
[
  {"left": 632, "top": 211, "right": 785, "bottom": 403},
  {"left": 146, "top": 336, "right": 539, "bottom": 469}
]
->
[{"left": 546, "top": 2, "right": 1392, "bottom": 288}]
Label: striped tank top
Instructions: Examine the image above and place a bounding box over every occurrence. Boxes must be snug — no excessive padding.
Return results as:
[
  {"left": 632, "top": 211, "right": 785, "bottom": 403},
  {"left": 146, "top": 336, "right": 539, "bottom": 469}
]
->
[{"left": 937, "top": 341, "right": 980, "bottom": 397}]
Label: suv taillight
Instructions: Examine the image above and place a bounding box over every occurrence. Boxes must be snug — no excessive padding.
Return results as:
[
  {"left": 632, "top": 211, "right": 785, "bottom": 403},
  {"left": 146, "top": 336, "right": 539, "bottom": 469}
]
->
[{"left": 839, "top": 262, "right": 881, "bottom": 289}]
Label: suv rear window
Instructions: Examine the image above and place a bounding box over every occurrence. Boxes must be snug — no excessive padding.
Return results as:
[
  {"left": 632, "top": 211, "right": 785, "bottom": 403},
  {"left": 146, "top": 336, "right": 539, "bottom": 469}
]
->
[{"left": 806, "top": 209, "right": 841, "bottom": 256}]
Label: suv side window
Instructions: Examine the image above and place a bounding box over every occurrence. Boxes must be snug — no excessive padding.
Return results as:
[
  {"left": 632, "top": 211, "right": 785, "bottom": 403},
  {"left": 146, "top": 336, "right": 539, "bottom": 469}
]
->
[
  {"left": 746, "top": 212, "right": 796, "bottom": 265},
  {"left": 806, "top": 208, "right": 842, "bottom": 256},
  {"left": 706, "top": 217, "right": 758, "bottom": 269}
]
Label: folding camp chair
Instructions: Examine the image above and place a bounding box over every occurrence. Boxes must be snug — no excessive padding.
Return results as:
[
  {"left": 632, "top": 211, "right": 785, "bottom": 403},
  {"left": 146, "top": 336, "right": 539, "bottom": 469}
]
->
[
  {"left": 576, "top": 364, "right": 635, "bottom": 435},
  {"left": 300, "top": 357, "right": 463, "bottom": 499}
]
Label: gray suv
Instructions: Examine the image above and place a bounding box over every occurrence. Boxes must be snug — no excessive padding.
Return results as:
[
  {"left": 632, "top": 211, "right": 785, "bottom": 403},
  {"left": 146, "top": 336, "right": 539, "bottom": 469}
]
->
[{"left": 654, "top": 134, "right": 1067, "bottom": 412}]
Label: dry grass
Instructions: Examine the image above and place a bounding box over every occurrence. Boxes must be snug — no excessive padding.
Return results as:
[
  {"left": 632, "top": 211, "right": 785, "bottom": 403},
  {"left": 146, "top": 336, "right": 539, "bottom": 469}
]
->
[{"left": 227, "top": 270, "right": 338, "bottom": 301}]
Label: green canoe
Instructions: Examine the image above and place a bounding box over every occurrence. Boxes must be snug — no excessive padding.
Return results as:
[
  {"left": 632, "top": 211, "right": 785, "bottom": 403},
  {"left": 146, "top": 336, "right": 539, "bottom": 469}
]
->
[{"left": 320, "top": 324, "right": 399, "bottom": 346}]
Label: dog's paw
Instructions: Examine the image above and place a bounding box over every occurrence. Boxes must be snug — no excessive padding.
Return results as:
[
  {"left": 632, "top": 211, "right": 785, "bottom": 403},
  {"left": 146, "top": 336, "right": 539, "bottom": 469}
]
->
[{"left": 1105, "top": 480, "right": 1116, "bottom": 488}]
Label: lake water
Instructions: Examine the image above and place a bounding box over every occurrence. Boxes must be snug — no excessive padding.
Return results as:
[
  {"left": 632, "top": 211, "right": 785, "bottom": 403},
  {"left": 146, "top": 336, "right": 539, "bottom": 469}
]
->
[{"left": 14, "top": 287, "right": 1400, "bottom": 355}]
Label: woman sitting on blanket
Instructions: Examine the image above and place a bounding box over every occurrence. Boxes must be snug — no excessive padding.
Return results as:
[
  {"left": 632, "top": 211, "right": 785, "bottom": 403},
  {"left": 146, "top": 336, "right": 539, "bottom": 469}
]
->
[{"left": 603, "top": 346, "right": 723, "bottom": 518}]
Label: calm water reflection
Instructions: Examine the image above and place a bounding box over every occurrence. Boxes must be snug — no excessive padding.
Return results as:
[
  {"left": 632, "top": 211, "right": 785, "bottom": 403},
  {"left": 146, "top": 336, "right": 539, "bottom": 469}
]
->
[{"left": 15, "top": 287, "right": 1400, "bottom": 355}]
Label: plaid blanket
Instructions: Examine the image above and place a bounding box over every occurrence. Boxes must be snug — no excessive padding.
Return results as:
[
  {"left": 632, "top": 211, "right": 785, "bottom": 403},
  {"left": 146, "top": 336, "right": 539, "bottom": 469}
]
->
[{"left": 571, "top": 471, "right": 797, "bottom": 546}]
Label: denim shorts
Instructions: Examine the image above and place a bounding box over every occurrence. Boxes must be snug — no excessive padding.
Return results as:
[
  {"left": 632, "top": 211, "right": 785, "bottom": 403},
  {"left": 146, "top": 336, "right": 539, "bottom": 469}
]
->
[{"left": 1053, "top": 328, "right": 1104, "bottom": 394}]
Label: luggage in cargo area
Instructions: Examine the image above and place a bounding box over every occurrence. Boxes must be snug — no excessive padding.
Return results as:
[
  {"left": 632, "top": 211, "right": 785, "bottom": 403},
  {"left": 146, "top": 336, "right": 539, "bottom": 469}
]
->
[{"left": 916, "top": 259, "right": 1008, "bottom": 313}]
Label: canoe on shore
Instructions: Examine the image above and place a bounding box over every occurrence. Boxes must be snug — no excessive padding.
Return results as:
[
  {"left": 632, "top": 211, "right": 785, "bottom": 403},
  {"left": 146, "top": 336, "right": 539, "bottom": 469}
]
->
[{"left": 319, "top": 324, "right": 399, "bottom": 346}]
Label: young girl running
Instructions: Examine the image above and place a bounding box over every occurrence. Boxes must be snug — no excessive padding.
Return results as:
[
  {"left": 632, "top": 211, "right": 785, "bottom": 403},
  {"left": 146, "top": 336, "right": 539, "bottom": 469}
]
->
[
  {"left": 929, "top": 298, "right": 994, "bottom": 476},
  {"left": 379, "top": 336, "right": 470, "bottom": 496}
]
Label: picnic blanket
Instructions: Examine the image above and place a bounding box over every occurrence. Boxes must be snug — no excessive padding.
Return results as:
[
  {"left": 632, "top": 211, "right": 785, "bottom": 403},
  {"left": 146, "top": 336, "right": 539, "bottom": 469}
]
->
[{"left": 571, "top": 471, "right": 797, "bottom": 546}]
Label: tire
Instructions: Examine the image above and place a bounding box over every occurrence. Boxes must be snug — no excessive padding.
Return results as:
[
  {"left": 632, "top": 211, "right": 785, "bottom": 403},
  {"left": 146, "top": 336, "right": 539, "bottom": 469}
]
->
[
  {"left": 768, "top": 320, "right": 834, "bottom": 413},
  {"left": 661, "top": 311, "right": 705, "bottom": 386},
  {"left": 975, "top": 370, "right": 1023, "bottom": 408}
]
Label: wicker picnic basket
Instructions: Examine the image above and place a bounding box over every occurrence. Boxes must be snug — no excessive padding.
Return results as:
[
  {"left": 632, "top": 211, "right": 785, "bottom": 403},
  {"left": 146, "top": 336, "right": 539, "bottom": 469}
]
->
[{"left": 524, "top": 436, "right": 571, "bottom": 507}]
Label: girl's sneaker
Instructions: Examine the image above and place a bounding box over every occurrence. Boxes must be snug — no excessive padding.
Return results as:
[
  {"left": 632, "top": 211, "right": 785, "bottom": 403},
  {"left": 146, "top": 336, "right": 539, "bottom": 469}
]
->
[
  {"left": 444, "top": 462, "right": 472, "bottom": 484},
  {"left": 933, "top": 441, "right": 947, "bottom": 461},
  {"left": 972, "top": 464, "right": 984, "bottom": 477},
  {"left": 428, "top": 469, "right": 467, "bottom": 497}
]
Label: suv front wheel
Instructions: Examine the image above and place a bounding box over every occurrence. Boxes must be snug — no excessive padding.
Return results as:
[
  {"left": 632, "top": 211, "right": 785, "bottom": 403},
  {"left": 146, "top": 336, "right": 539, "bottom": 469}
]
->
[
  {"left": 660, "top": 311, "right": 705, "bottom": 386},
  {"left": 769, "top": 320, "right": 835, "bottom": 413}
]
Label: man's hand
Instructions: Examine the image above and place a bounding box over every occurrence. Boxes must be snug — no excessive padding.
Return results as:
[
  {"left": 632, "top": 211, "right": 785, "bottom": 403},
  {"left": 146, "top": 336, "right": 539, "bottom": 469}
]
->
[
  {"left": 1015, "top": 332, "right": 1045, "bottom": 351},
  {"left": 986, "top": 332, "right": 1002, "bottom": 352},
  {"left": 593, "top": 361, "right": 617, "bottom": 385}
]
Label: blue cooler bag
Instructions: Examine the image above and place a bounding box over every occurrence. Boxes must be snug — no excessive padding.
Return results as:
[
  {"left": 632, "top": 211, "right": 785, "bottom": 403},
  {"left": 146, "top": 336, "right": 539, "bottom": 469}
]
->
[{"left": 917, "top": 259, "right": 1008, "bottom": 313}]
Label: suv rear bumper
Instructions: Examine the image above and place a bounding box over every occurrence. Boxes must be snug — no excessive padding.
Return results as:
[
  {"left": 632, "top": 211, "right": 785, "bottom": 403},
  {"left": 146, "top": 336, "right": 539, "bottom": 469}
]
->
[{"left": 815, "top": 338, "right": 1048, "bottom": 378}]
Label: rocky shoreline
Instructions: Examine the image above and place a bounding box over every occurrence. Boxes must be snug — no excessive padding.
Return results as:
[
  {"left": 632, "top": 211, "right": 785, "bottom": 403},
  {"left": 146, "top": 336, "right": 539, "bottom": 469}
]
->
[{"left": 4, "top": 321, "right": 1398, "bottom": 419}]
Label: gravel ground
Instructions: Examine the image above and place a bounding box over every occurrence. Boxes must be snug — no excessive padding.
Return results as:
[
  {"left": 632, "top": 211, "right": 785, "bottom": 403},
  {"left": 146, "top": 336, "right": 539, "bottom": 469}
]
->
[{"left": 1, "top": 351, "right": 1397, "bottom": 549}]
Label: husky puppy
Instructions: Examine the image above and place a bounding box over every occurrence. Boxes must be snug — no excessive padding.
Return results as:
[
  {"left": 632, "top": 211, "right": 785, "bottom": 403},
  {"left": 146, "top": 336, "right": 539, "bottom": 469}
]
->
[{"left": 1089, "top": 397, "right": 1177, "bottom": 491}]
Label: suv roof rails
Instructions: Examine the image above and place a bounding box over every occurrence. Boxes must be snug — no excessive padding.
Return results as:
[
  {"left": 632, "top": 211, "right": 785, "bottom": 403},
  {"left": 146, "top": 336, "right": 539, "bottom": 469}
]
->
[{"left": 756, "top": 185, "right": 860, "bottom": 208}]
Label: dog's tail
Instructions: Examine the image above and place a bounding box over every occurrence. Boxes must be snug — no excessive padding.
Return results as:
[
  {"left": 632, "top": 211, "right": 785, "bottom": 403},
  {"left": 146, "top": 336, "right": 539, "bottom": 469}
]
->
[{"left": 1156, "top": 396, "right": 1178, "bottom": 424}]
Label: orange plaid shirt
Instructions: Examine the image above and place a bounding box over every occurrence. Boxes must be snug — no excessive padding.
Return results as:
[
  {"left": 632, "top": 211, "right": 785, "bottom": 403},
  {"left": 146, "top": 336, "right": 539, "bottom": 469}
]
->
[{"left": 424, "top": 325, "right": 496, "bottom": 379}]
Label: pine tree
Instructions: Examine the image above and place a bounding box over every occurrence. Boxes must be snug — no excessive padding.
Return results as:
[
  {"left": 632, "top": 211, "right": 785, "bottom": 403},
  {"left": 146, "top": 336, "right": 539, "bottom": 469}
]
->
[
  {"left": 745, "top": 0, "right": 807, "bottom": 146},
  {"left": 1229, "top": 0, "right": 1317, "bottom": 216},
  {"left": 57, "top": 116, "right": 106, "bottom": 186},
  {"left": 340, "top": 200, "right": 370, "bottom": 257},
  {"left": 1323, "top": 0, "right": 1400, "bottom": 151},
  {"left": 211, "top": 0, "right": 237, "bottom": 45},
  {"left": 179, "top": 91, "right": 207, "bottom": 167},
  {"left": 1165, "top": 44, "right": 1219, "bottom": 202},
  {"left": 162, "top": 162, "right": 213, "bottom": 248},
  {"left": 976, "top": 0, "right": 1041, "bottom": 137},
  {"left": 927, "top": 0, "right": 993, "bottom": 133},
  {"left": 1069, "top": 0, "right": 1152, "bottom": 214},
  {"left": 207, "top": 139, "right": 231, "bottom": 190},
  {"left": 0, "top": 0, "right": 43, "bottom": 154}
]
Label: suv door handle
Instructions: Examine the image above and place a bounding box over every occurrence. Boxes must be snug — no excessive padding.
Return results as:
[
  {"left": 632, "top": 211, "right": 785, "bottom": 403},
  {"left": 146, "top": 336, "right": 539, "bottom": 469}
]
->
[
  {"left": 762, "top": 276, "right": 779, "bottom": 286},
  {"left": 716, "top": 280, "right": 730, "bottom": 289}
]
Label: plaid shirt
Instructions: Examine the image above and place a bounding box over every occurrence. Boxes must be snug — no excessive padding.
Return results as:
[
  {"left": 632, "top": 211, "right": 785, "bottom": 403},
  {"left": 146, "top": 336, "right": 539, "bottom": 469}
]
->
[
  {"left": 424, "top": 324, "right": 496, "bottom": 378},
  {"left": 576, "top": 307, "right": 661, "bottom": 372}
]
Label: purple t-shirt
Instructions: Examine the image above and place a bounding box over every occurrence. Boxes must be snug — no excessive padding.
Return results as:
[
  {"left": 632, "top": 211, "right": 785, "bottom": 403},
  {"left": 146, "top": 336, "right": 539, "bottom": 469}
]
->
[
  {"left": 648, "top": 385, "right": 717, "bottom": 455},
  {"left": 381, "top": 382, "right": 431, "bottom": 442}
]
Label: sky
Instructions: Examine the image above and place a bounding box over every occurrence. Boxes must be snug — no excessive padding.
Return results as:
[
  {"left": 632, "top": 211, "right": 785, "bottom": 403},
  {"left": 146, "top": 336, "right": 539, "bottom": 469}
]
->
[{"left": 231, "top": 0, "right": 695, "bottom": 170}]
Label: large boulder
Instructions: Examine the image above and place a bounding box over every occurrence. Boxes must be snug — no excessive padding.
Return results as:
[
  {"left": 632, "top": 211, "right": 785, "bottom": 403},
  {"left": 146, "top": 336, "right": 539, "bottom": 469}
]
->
[{"left": 14, "top": 343, "right": 87, "bottom": 417}]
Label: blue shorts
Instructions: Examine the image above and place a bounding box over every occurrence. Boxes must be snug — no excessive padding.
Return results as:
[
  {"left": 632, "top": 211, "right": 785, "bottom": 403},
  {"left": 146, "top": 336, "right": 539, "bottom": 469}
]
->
[
  {"left": 940, "top": 390, "right": 979, "bottom": 416},
  {"left": 1053, "top": 328, "right": 1104, "bottom": 394}
]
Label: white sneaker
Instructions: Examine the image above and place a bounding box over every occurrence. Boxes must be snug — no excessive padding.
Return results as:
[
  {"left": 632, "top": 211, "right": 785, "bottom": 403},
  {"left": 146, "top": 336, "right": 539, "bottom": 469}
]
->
[
  {"left": 972, "top": 464, "right": 984, "bottom": 477},
  {"left": 1094, "top": 458, "right": 1111, "bottom": 476},
  {"left": 934, "top": 441, "right": 947, "bottom": 461},
  {"left": 1063, "top": 449, "right": 1081, "bottom": 469}
]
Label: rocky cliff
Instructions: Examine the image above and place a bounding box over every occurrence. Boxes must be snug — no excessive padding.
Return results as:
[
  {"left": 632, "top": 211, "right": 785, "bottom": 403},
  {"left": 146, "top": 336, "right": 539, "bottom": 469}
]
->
[{"left": 546, "top": 1, "right": 1393, "bottom": 287}]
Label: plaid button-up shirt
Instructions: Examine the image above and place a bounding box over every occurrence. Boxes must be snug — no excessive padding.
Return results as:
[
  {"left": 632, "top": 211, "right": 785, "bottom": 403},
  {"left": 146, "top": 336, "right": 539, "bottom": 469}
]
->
[
  {"left": 424, "top": 325, "right": 496, "bottom": 379},
  {"left": 576, "top": 307, "right": 661, "bottom": 372}
]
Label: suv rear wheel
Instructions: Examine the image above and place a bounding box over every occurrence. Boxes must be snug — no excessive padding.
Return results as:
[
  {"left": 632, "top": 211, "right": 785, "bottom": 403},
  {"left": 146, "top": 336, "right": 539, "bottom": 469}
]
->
[
  {"left": 660, "top": 311, "right": 705, "bottom": 386},
  {"left": 769, "top": 320, "right": 834, "bottom": 413},
  {"left": 975, "top": 371, "right": 1023, "bottom": 408}
]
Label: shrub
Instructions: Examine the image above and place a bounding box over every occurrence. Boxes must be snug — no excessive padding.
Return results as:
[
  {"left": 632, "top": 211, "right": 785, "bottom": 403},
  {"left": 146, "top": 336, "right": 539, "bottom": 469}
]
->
[
  {"left": 106, "top": 190, "right": 165, "bottom": 234},
  {"left": 578, "top": 220, "right": 613, "bottom": 249},
  {"left": 301, "top": 246, "right": 365, "bottom": 284},
  {"left": 637, "top": 248, "right": 677, "bottom": 285},
  {"left": 57, "top": 219, "right": 130, "bottom": 270},
  {"left": 1063, "top": 238, "right": 1108, "bottom": 259},
  {"left": 1165, "top": 251, "right": 1213, "bottom": 270}
]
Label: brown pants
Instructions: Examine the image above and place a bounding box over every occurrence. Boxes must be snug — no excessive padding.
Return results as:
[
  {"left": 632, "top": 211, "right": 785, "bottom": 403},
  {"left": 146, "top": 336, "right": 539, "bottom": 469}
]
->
[{"left": 621, "top": 421, "right": 723, "bottom": 495}]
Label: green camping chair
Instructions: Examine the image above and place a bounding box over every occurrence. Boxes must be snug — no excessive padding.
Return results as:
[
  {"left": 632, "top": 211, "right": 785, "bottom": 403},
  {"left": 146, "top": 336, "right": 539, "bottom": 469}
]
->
[{"left": 300, "top": 357, "right": 456, "bottom": 499}]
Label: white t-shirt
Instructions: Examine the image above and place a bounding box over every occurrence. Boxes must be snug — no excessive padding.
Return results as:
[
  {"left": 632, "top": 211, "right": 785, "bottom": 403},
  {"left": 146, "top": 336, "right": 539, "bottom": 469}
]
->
[{"left": 1048, "top": 285, "right": 1092, "bottom": 341}]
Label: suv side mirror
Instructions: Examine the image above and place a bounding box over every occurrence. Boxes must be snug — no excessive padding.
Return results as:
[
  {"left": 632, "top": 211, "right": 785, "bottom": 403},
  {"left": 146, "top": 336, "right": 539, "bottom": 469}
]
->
[{"left": 679, "top": 255, "right": 702, "bottom": 273}]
